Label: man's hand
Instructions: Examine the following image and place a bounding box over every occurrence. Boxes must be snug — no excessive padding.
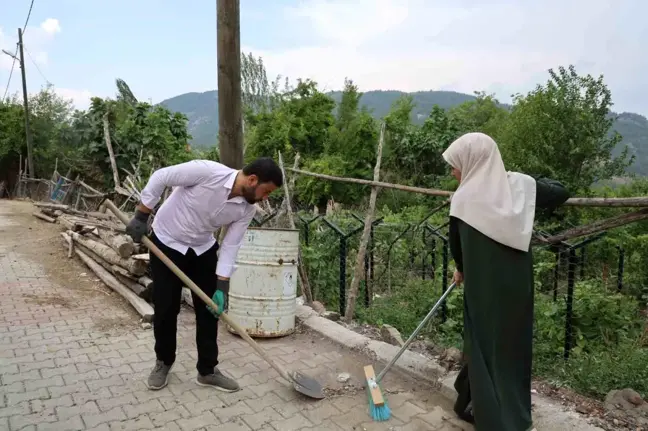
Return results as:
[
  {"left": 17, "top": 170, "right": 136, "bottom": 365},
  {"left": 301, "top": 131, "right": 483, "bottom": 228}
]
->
[
  {"left": 453, "top": 270, "right": 464, "bottom": 286},
  {"left": 125, "top": 207, "right": 150, "bottom": 243},
  {"left": 208, "top": 278, "right": 230, "bottom": 317}
]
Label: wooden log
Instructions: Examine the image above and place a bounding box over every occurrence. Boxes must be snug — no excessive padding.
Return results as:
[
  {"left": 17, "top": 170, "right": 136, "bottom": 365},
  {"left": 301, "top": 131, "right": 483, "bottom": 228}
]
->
[
  {"left": 34, "top": 201, "right": 112, "bottom": 220},
  {"left": 97, "top": 229, "right": 135, "bottom": 259},
  {"left": 57, "top": 215, "right": 76, "bottom": 231},
  {"left": 288, "top": 168, "right": 452, "bottom": 198},
  {"left": 345, "top": 123, "right": 384, "bottom": 322},
  {"left": 63, "top": 232, "right": 117, "bottom": 273},
  {"left": 59, "top": 214, "right": 125, "bottom": 233},
  {"left": 62, "top": 232, "right": 152, "bottom": 319},
  {"left": 138, "top": 276, "right": 153, "bottom": 288},
  {"left": 76, "top": 247, "right": 153, "bottom": 321},
  {"left": 68, "top": 231, "right": 147, "bottom": 276},
  {"left": 34, "top": 202, "right": 69, "bottom": 211},
  {"left": 68, "top": 237, "right": 74, "bottom": 258},
  {"left": 563, "top": 197, "right": 648, "bottom": 207},
  {"left": 132, "top": 253, "right": 149, "bottom": 261},
  {"left": 114, "top": 273, "right": 146, "bottom": 297},
  {"left": 287, "top": 168, "right": 648, "bottom": 208},
  {"left": 40, "top": 208, "right": 58, "bottom": 218},
  {"left": 33, "top": 211, "right": 56, "bottom": 223},
  {"left": 111, "top": 265, "right": 138, "bottom": 281},
  {"left": 535, "top": 208, "right": 648, "bottom": 244}
]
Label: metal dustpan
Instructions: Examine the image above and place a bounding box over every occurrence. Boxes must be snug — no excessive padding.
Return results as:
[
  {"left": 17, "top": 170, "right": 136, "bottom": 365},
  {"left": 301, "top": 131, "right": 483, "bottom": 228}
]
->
[{"left": 290, "top": 370, "right": 325, "bottom": 399}]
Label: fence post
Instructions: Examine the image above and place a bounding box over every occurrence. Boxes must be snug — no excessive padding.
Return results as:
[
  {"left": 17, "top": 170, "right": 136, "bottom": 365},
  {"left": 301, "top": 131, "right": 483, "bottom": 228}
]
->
[
  {"left": 553, "top": 250, "right": 560, "bottom": 302},
  {"left": 563, "top": 247, "right": 577, "bottom": 360},
  {"left": 425, "top": 223, "right": 450, "bottom": 322},
  {"left": 563, "top": 233, "right": 606, "bottom": 360},
  {"left": 321, "top": 217, "right": 364, "bottom": 315},
  {"left": 298, "top": 215, "right": 321, "bottom": 247},
  {"left": 616, "top": 246, "right": 625, "bottom": 292}
]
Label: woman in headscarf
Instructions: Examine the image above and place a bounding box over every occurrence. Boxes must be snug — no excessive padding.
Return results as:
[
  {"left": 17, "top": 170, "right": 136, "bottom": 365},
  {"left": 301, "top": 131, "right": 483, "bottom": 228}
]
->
[{"left": 442, "top": 132, "right": 570, "bottom": 431}]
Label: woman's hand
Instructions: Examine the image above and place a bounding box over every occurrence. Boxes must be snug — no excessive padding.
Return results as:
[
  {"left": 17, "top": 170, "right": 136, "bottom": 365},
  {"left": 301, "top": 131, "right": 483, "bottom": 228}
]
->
[{"left": 453, "top": 270, "right": 464, "bottom": 286}]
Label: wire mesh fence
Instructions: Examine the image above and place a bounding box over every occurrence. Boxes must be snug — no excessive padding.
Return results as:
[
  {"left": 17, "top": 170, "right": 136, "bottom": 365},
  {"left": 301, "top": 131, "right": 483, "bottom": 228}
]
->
[{"left": 291, "top": 208, "right": 647, "bottom": 366}]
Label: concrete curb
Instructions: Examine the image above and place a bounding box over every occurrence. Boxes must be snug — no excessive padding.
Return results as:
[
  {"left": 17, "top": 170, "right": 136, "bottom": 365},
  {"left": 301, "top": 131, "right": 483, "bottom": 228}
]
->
[{"left": 296, "top": 303, "right": 605, "bottom": 431}]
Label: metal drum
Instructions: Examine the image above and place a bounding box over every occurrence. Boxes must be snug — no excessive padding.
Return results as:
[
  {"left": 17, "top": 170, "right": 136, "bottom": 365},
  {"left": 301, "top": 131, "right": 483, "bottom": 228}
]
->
[{"left": 226, "top": 227, "right": 299, "bottom": 338}]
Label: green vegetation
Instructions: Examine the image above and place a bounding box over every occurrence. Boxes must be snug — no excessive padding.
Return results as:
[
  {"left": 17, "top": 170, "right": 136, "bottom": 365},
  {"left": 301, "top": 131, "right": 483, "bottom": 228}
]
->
[{"left": 2, "top": 57, "right": 647, "bottom": 401}]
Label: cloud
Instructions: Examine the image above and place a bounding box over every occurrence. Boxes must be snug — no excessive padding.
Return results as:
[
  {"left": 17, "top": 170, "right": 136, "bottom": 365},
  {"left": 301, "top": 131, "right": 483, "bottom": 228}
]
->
[
  {"left": 0, "top": 18, "right": 62, "bottom": 71},
  {"left": 244, "top": 0, "right": 647, "bottom": 115},
  {"left": 54, "top": 87, "right": 93, "bottom": 110},
  {"left": 40, "top": 18, "right": 61, "bottom": 35}
]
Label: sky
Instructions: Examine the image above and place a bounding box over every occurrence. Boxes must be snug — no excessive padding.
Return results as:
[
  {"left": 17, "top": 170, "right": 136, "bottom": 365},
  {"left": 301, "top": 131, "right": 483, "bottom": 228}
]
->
[{"left": 1, "top": 0, "right": 646, "bottom": 116}]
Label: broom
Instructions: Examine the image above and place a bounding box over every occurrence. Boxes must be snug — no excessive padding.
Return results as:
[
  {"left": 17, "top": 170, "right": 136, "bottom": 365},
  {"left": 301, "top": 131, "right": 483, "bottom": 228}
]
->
[{"left": 366, "top": 282, "right": 457, "bottom": 421}]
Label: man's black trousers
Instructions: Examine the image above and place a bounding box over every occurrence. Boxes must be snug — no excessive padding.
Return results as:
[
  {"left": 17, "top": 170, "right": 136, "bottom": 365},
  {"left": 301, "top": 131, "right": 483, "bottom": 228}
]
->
[{"left": 149, "top": 231, "right": 220, "bottom": 376}]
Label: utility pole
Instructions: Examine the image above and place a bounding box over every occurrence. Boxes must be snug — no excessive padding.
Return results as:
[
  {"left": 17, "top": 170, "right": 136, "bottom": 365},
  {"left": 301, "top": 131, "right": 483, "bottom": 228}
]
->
[
  {"left": 216, "top": 0, "right": 243, "bottom": 169},
  {"left": 18, "top": 28, "right": 35, "bottom": 178}
]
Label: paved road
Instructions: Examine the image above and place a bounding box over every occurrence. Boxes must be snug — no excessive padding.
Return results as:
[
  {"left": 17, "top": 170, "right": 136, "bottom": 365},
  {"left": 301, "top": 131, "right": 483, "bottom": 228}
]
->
[{"left": 0, "top": 200, "right": 470, "bottom": 430}]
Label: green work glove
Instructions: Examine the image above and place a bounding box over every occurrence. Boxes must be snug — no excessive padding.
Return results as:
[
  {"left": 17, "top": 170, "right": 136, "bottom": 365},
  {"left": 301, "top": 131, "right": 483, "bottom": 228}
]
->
[{"left": 208, "top": 279, "right": 229, "bottom": 317}]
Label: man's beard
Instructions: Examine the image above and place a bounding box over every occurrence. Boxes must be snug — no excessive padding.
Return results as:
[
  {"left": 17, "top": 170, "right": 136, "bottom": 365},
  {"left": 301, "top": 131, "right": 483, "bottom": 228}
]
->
[{"left": 241, "top": 185, "right": 259, "bottom": 204}]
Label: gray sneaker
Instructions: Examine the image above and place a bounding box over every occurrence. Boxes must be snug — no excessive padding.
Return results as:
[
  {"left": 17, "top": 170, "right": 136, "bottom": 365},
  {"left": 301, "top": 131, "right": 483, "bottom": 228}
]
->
[
  {"left": 147, "top": 360, "right": 172, "bottom": 390},
  {"left": 196, "top": 368, "right": 240, "bottom": 392}
]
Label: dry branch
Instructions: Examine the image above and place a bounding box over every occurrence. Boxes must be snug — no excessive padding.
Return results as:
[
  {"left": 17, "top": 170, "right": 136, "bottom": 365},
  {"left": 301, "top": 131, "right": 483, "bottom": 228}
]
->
[
  {"left": 278, "top": 151, "right": 313, "bottom": 305},
  {"left": 288, "top": 168, "right": 452, "bottom": 198},
  {"left": 68, "top": 231, "right": 147, "bottom": 276},
  {"left": 97, "top": 229, "right": 135, "bottom": 259},
  {"left": 344, "top": 123, "right": 385, "bottom": 322},
  {"left": 288, "top": 169, "right": 648, "bottom": 208},
  {"left": 535, "top": 209, "right": 648, "bottom": 244},
  {"left": 103, "top": 113, "right": 120, "bottom": 188},
  {"left": 79, "top": 180, "right": 104, "bottom": 196},
  {"left": 32, "top": 211, "right": 56, "bottom": 223}
]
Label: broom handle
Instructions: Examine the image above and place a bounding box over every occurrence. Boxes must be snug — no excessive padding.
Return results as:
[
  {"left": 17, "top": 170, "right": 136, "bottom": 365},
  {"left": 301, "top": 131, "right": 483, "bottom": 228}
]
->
[
  {"left": 376, "top": 282, "right": 457, "bottom": 383},
  {"left": 104, "top": 200, "right": 294, "bottom": 384}
]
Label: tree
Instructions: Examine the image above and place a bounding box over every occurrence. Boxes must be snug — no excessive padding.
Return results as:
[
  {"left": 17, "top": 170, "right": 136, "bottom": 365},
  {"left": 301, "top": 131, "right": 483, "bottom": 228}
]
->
[
  {"left": 244, "top": 79, "right": 335, "bottom": 162},
  {"left": 499, "top": 65, "right": 633, "bottom": 193},
  {"left": 448, "top": 91, "right": 509, "bottom": 140},
  {"left": 383, "top": 98, "right": 459, "bottom": 187}
]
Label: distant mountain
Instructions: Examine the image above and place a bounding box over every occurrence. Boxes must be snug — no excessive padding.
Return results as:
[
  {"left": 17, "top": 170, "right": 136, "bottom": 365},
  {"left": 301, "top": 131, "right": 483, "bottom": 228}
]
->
[{"left": 159, "top": 90, "right": 648, "bottom": 175}]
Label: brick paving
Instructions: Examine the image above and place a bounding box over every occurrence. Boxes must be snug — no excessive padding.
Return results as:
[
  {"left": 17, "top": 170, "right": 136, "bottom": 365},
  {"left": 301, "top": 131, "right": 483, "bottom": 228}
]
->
[{"left": 0, "top": 200, "right": 470, "bottom": 431}]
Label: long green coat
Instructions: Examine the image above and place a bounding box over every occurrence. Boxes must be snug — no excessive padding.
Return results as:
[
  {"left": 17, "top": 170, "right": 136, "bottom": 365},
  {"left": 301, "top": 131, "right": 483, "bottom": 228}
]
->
[{"left": 450, "top": 177, "right": 570, "bottom": 431}]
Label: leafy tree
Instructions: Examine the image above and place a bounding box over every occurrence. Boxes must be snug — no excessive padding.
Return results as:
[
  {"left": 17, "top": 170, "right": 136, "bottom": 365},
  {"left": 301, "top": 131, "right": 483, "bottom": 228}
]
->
[
  {"left": 499, "top": 65, "right": 633, "bottom": 192},
  {"left": 448, "top": 91, "right": 509, "bottom": 140}
]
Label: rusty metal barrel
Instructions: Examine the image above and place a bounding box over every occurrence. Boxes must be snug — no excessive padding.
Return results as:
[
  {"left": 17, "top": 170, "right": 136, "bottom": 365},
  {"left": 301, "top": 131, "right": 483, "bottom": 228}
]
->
[{"left": 226, "top": 227, "right": 299, "bottom": 338}]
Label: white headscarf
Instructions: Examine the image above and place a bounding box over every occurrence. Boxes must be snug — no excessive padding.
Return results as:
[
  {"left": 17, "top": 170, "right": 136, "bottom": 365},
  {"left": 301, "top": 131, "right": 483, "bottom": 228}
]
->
[{"left": 442, "top": 132, "right": 537, "bottom": 252}]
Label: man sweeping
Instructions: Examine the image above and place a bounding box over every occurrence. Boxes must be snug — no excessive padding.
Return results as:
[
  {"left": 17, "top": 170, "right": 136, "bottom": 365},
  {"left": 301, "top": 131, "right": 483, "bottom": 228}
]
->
[{"left": 125, "top": 158, "right": 283, "bottom": 392}]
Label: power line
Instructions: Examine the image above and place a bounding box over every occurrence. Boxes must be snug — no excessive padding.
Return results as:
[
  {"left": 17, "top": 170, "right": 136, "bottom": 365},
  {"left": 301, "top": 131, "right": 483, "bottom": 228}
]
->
[
  {"left": 22, "top": 0, "right": 36, "bottom": 33},
  {"left": 2, "top": 51, "right": 18, "bottom": 100},
  {"left": 25, "top": 47, "right": 50, "bottom": 85}
]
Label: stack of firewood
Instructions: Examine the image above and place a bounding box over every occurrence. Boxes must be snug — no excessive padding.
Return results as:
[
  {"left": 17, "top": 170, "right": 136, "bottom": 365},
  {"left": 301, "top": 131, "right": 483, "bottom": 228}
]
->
[{"left": 32, "top": 202, "right": 156, "bottom": 323}]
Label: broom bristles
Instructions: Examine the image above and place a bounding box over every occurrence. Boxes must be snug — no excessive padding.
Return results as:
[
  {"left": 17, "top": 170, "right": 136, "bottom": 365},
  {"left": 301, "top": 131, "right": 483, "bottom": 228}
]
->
[{"left": 367, "top": 386, "right": 391, "bottom": 421}]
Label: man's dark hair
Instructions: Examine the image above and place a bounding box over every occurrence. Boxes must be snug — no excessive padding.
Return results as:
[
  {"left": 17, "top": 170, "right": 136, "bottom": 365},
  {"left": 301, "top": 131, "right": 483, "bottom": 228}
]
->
[{"left": 242, "top": 157, "right": 284, "bottom": 187}]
